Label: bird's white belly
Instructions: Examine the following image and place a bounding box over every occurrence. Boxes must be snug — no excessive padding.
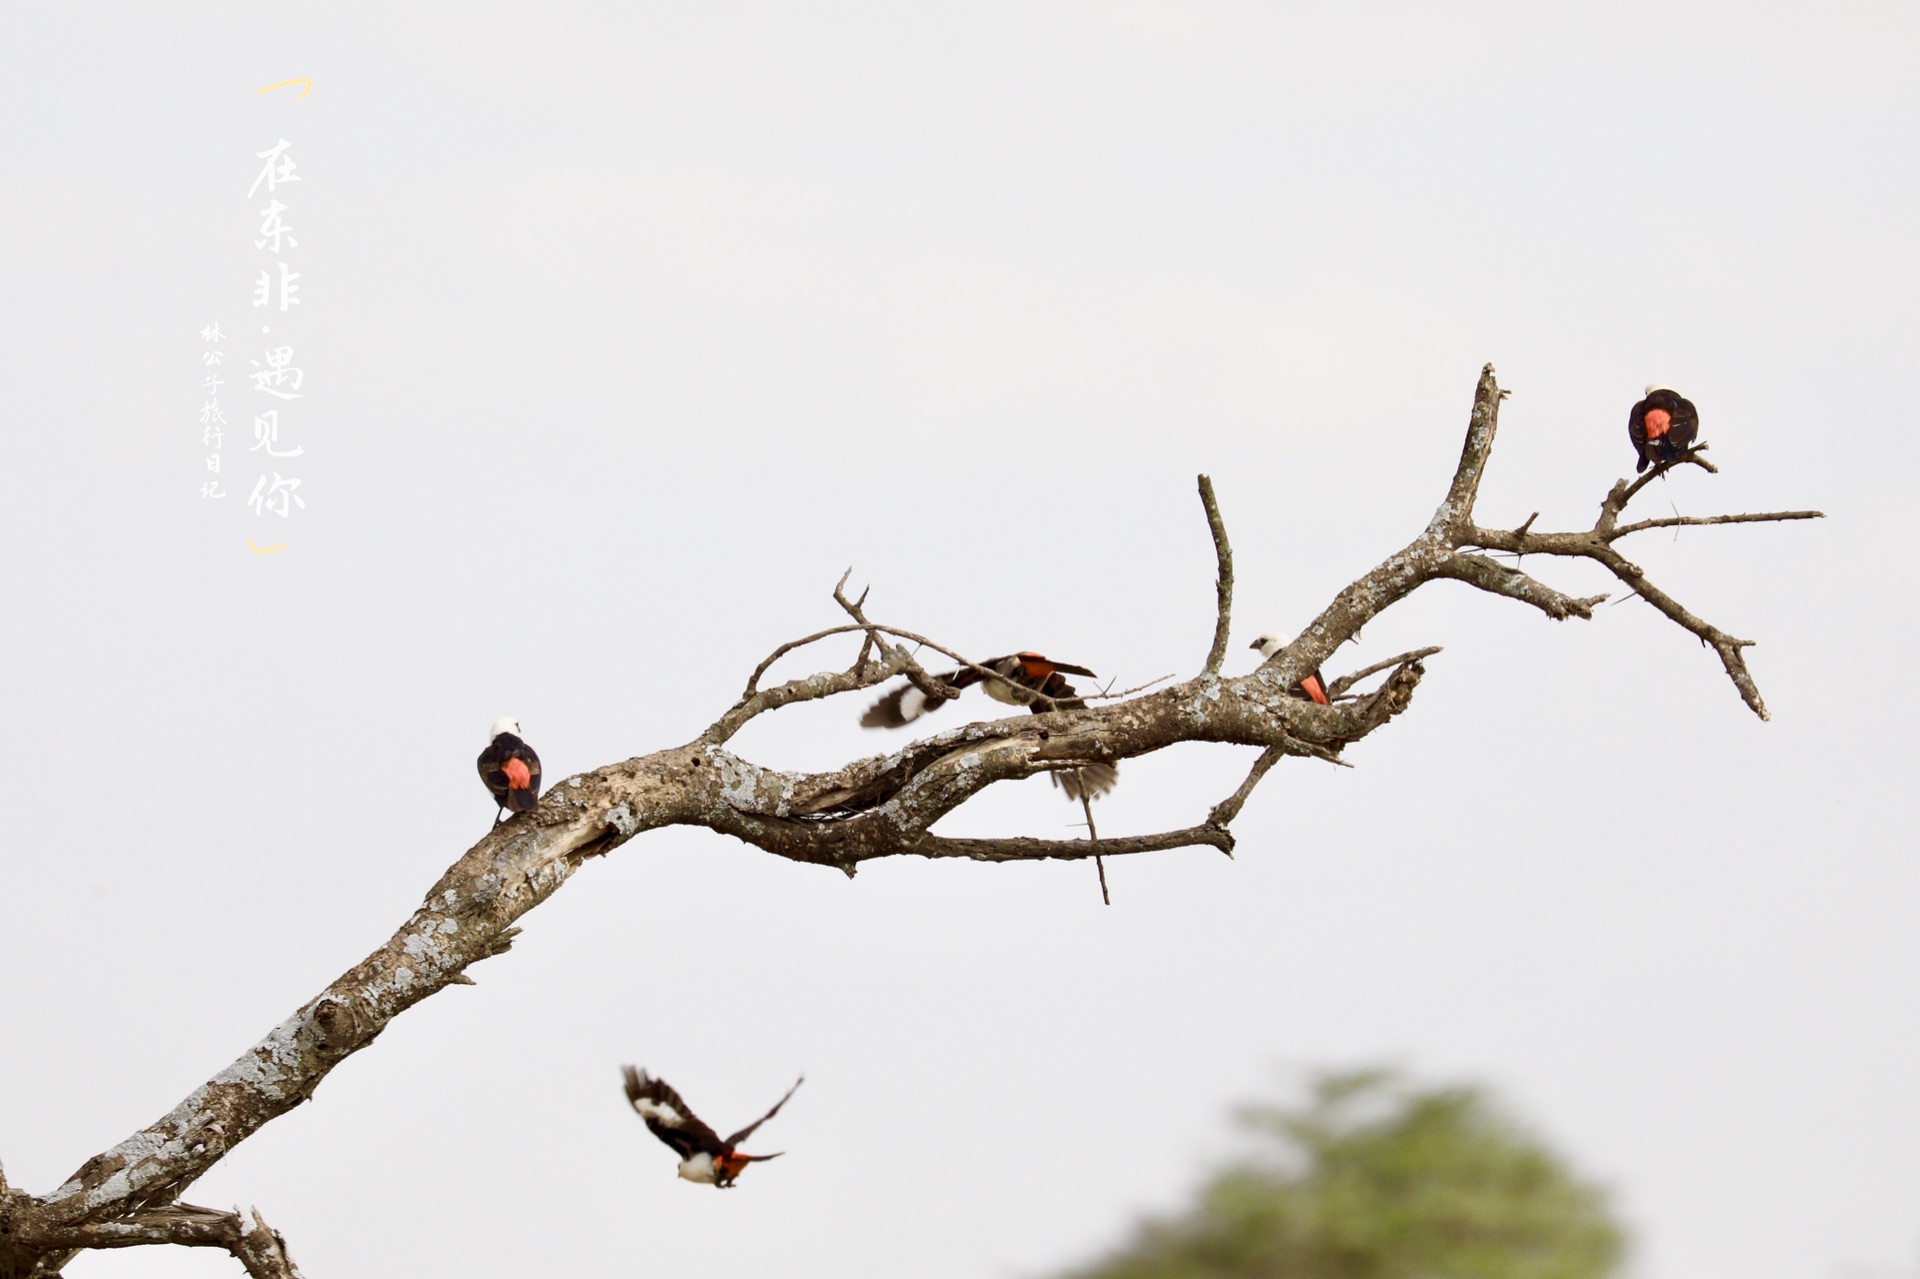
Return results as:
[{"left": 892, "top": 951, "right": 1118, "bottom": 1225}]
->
[
  {"left": 983, "top": 680, "right": 1027, "bottom": 706},
  {"left": 677, "top": 1152, "right": 718, "bottom": 1184}
]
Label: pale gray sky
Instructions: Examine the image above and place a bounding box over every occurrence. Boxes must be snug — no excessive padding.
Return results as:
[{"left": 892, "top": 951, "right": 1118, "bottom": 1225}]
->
[{"left": 1, "top": 4, "right": 1916, "bottom": 1277}]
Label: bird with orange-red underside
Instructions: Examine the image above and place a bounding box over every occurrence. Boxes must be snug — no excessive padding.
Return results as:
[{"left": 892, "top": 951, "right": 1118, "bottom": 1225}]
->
[
  {"left": 859, "top": 651, "right": 1118, "bottom": 802},
  {"left": 1627, "top": 385, "right": 1700, "bottom": 473},
  {"left": 622, "top": 1065, "right": 803, "bottom": 1189},
  {"left": 477, "top": 716, "right": 542, "bottom": 825},
  {"left": 1250, "top": 634, "right": 1330, "bottom": 705}
]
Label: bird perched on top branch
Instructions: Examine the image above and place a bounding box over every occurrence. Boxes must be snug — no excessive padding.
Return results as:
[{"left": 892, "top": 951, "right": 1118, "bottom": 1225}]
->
[
  {"left": 860, "top": 651, "right": 1117, "bottom": 802},
  {"left": 1627, "top": 385, "right": 1700, "bottom": 473},
  {"left": 621, "top": 1066, "right": 803, "bottom": 1188}
]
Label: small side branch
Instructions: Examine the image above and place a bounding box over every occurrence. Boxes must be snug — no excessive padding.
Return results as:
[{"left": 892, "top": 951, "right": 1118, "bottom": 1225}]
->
[
  {"left": 231, "top": 1207, "right": 304, "bottom": 1279},
  {"left": 1207, "top": 745, "right": 1284, "bottom": 828},
  {"left": 1326, "top": 647, "right": 1444, "bottom": 699},
  {"left": 1436, "top": 363, "right": 1508, "bottom": 533},
  {"left": 740, "top": 622, "right": 873, "bottom": 696},
  {"left": 1284, "top": 367, "right": 1510, "bottom": 679},
  {"left": 1198, "top": 475, "right": 1235, "bottom": 675},
  {"left": 1605, "top": 509, "right": 1824, "bottom": 542},
  {"left": 1073, "top": 779, "right": 1110, "bottom": 905},
  {"left": 708, "top": 642, "right": 916, "bottom": 743},
  {"left": 831, "top": 574, "right": 959, "bottom": 709},
  {"left": 912, "top": 826, "right": 1234, "bottom": 862},
  {"left": 1433, "top": 554, "right": 1608, "bottom": 620},
  {"left": 1597, "top": 447, "right": 1719, "bottom": 533},
  {"left": 1469, "top": 461, "right": 1820, "bottom": 716},
  {"left": 709, "top": 573, "right": 1045, "bottom": 743},
  {"left": 21, "top": 1203, "right": 302, "bottom": 1278},
  {"left": 1587, "top": 542, "right": 1772, "bottom": 719}
]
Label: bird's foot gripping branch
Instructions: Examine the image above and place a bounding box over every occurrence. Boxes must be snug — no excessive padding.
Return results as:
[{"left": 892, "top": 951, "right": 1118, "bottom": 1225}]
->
[{"left": 0, "top": 366, "right": 1820, "bottom": 1277}]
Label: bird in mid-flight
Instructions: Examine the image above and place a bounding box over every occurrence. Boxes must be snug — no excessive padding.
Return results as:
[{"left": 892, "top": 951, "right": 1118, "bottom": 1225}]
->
[
  {"left": 621, "top": 1066, "right": 804, "bottom": 1188},
  {"left": 1251, "top": 634, "right": 1330, "bottom": 705},
  {"left": 1627, "top": 385, "right": 1700, "bottom": 473},
  {"left": 859, "top": 651, "right": 1117, "bottom": 801},
  {"left": 477, "top": 716, "right": 542, "bottom": 825}
]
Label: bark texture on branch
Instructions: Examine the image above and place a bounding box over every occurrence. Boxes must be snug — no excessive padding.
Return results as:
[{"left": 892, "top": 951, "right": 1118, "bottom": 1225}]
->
[{"left": 0, "top": 365, "right": 1818, "bottom": 1277}]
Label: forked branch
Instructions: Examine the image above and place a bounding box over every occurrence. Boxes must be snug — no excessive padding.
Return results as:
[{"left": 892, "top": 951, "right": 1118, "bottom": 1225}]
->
[{"left": 0, "top": 364, "right": 1816, "bottom": 1277}]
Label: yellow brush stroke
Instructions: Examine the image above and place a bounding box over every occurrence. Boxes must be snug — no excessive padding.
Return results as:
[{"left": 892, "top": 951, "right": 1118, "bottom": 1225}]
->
[
  {"left": 257, "top": 78, "right": 313, "bottom": 101},
  {"left": 247, "top": 538, "right": 291, "bottom": 555}
]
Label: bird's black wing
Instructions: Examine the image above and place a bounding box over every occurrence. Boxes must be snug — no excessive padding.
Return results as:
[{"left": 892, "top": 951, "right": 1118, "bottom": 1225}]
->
[
  {"left": 1050, "top": 763, "right": 1118, "bottom": 802},
  {"left": 476, "top": 741, "right": 514, "bottom": 800},
  {"left": 1027, "top": 670, "right": 1087, "bottom": 713},
  {"left": 623, "top": 1066, "right": 725, "bottom": 1158},
  {"left": 1627, "top": 397, "right": 1651, "bottom": 473},
  {"left": 1667, "top": 394, "right": 1700, "bottom": 452},
  {"left": 723, "top": 1075, "right": 805, "bottom": 1148},
  {"left": 948, "top": 661, "right": 997, "bottom": 691},
  {"left": 859, "top": 670, "right": 964, "bottom": 728}
]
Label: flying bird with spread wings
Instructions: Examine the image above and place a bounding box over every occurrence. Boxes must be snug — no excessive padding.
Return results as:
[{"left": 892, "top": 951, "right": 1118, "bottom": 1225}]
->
[
  {"left": 621, "top": 1066, "right": 804, "bottom": 1188},
  {"left": 859, "top": 650, "right": 1117, "bottom": 801}
]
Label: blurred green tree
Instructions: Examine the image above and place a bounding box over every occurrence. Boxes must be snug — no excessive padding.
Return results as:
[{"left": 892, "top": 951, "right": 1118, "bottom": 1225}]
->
[{"left": 1058, "top": 1069, "right": 1624, "bottom": 1279}]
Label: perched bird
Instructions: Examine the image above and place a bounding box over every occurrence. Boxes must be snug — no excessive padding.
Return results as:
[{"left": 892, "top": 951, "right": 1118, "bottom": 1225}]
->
[
  {"left": 1627, "top": 385, "right": 1700, "bottom": 473},
  {"left": 621, "top": 1066, "right": 803, "bottom": 1189},
  {"left": 860, "top": 651, "right": 1117, "bottom": 801},
  {"left": 1250, "top": 634, "right": 1330, "bottom": 705},
  {"left": 477, "top": 716, "right": 542, "bottom": 825}
]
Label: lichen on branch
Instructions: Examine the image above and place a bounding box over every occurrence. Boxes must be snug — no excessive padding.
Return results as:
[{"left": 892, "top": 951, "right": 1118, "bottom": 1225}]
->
[{"left": 0, "top": 365, "right": 1819, "bottom": 1278}]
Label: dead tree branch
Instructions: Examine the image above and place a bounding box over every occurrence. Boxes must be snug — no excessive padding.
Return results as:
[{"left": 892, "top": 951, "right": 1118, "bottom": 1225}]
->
[
  {"left": 17, "top": 1203, "right": 302, "bottom": 1279},
  {"left": 1199, "top": 474, "right": 1235, "bottom": 675},
  {"left": 1207, "top": 745, "right": 1286, "bottom": 829},
  {"left": 1432, "top": 554, "right": 1610, "bottom": 620},
  {"left": 1605, "top": 510, "right": 1824, "bottom": 541},
  {"left": 1326, "top": 648, "right": 1445, "bottom": 700},
  {"left": 0, "top": 364, "right": 1817, "bottom": 1276}
]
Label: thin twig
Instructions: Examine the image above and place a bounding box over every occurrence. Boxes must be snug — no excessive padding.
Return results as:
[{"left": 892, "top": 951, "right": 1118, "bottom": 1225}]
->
[
  {"left": 910, "top": 826, "right": 1235, "bottom": 862},
  {"left": 1325, "top": 647, "right": 1445, "bottom": 699},
  {"left": 833, "top": 578, "right": 1063, "bottom": 711},
  {"left": 1207, "top": 745, "right": 1285, "bottom": 829},
  {"left": 1082, "top": 783, "right": 1113, "bottom": 902},
  {"left": 1198, "top": 474, "right": 1234, "bottom": 675},
  {"left": 1433, "top": 554, "right": 1608, "bottom": 620},
  {"left": 1101, "top": 673, "right": 1176, "bottom": 700},
  {"left": 1600, "top": 446, "right": 1718, "bottom": 533},
  {"left": 833, "top": 573, "right": 957, "bottom": 708},
  {"left": 1606, "top": 509, "right": 1825, "bottom": 542},
  {"left": 741, "top": 622, "right": 873, "bottom": 696}
]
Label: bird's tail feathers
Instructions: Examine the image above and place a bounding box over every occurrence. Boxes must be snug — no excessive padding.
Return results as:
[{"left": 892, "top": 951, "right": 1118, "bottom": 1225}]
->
[
  {"left": 861, "top": 683, "right": 946, "bottom": 728},
  {"left": 1051, "top": 763, "right": 1119, "bottom": 802}
]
